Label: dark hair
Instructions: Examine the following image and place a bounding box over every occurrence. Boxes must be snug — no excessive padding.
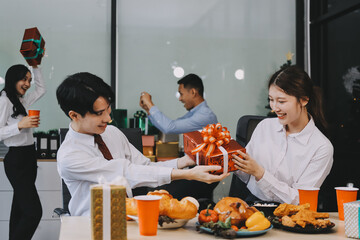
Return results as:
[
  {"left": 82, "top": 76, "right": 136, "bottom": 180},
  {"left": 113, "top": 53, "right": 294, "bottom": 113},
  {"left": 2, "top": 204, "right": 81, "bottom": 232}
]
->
[
  {"left": 177, "top": 74, "right": 204, "bottom": 97},
  {"left": 268, "top": 65, "right": 328, "bottom": 135},
  {"left": 0, "top": 64, "right": 30, "bottom": 118},
  {"left": 56, "top": 72, "right": 114, "bottom": 118}
]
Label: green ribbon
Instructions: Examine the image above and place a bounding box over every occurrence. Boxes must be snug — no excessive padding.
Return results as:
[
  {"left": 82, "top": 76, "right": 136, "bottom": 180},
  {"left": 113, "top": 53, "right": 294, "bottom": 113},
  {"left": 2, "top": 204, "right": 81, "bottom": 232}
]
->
[{"left": 22, "top": 36, "right": 44, "bottom": 59}]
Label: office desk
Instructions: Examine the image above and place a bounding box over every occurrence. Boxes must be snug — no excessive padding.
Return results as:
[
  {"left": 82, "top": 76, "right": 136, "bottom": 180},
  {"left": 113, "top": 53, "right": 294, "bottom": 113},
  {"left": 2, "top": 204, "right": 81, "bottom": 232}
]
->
[{"left": 59, "top": 212, "right": 348, "bottom": 240}]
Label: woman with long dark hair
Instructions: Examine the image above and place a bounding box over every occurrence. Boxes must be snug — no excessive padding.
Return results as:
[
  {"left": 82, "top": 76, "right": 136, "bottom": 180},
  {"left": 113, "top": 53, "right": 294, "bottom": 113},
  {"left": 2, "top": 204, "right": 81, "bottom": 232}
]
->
[
  {"left": 0, "top": 64, "right": 46, "bottom": 240},
  {"left": 232, "top": 65, "right": 333, "bottom": 204}
]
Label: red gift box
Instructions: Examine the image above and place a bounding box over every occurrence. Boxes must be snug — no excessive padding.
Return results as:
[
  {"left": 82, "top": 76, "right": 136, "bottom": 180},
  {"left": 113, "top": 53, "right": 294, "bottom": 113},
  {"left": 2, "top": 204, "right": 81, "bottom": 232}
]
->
[
  {"left": 20, "top": 27, "right": 45, "bottom": 66},
  {"left": 183, "top": 130, "right": 245, "bottom": 175}
]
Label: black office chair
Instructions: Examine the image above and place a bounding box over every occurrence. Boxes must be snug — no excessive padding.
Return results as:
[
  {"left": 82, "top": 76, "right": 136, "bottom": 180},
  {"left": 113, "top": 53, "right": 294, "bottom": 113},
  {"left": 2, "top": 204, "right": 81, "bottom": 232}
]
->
[
  {"left": 228, "top": 115, "right": 267, "bottom": 200},
  {"left": 53, "top": 127, "right": 144, "bottom": 217}
]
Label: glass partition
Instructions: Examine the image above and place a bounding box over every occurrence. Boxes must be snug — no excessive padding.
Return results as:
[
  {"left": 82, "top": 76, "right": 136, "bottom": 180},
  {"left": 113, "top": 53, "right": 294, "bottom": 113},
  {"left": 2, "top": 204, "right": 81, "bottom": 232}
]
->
[
  {"left": 117, "top": 0, "right": 296, "bottom": 136},
  {"left": 116, "top": 0, "right": 296, "bottom": 201}
]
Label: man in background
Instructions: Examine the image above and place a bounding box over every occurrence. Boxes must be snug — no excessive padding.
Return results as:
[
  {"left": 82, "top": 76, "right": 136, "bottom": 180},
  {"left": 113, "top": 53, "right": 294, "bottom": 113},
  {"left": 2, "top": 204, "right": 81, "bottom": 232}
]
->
[
  {"left": 140, "top": 73, "right": 217, "bottom": 134},
  {"left": 140, "top": 74, "right": 219, "bottom": 209}
]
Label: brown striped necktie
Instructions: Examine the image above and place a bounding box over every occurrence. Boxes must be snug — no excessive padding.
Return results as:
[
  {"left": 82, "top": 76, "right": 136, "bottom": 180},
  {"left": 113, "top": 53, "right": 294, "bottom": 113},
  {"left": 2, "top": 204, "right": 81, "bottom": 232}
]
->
[{"left": 94, "top": 134, "right": 113, "bottom": 160}]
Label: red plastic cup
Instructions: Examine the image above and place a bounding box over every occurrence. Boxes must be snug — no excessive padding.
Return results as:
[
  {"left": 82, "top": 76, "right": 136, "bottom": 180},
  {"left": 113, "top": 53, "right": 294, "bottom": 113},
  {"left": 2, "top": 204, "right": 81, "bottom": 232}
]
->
[
  {"left": 134, "top": 195, "right": 161, "bottom": 236},
  {"left": 28, "top": 110, "right": 40, "bottom": 117},
  {"left": 335, "top": 187, "right": 358, "bottom": 220},
  {"left": 298, "top": 187, "right": 320, "bottom": 211},
  {"left": 28, "top": 110, "right": 40, "bottom": 127}
]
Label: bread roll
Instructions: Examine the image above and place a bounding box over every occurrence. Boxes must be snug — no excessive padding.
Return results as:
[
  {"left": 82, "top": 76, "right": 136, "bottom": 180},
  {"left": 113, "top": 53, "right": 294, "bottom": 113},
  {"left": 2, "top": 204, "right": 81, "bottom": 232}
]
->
[
  {"left": 126, "top": 190, "right": 199, "bottom": 220},
  {"left": 166, "top": 197, "right": 198, "bottom": 219},
  {"left": 126, "top": 197, "right": 137, "bottom": 216},
  {"left": 147, "top": 190, "right": 173, "bottom": 216}
]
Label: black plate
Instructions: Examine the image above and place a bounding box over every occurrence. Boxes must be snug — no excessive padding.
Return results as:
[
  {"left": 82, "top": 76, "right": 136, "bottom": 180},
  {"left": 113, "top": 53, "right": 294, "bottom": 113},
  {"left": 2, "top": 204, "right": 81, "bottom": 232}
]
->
[
  {"left": 270, "top": 216, "right": 335, "bottom": 234},
  {"left": 249, "top": 201, "right": 280, "bottom": 217},
  {"left": 198, "top": 223, "right": 273, "bottom": 237}
]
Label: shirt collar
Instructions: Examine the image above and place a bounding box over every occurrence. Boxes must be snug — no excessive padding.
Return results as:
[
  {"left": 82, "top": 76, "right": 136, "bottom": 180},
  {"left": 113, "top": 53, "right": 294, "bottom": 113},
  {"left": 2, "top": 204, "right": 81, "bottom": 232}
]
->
[
  {"left": 68, "top": 123, "right": 96, "bottom": 147},
  {"left": 274, "top": 116, "right": 316, "bottom": 145},
  {"left": 274, "top": 119, "right": 283, "bottom": 132},
  {"left": 190, "top": 100, "right": 206, "bottom": 113},
  {"left": 288, "top": 117, "right": 315, "bottom": 145},
  {"left": 275, "top": 115, "right": 314, "bottom": 145}
]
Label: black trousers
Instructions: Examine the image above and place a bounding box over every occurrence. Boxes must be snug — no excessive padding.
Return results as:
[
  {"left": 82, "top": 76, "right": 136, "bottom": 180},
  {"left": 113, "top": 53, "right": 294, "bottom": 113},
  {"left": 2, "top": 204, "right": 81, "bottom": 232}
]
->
[{"left": 3, "top": 144, "right": 42, "bottom": 240}]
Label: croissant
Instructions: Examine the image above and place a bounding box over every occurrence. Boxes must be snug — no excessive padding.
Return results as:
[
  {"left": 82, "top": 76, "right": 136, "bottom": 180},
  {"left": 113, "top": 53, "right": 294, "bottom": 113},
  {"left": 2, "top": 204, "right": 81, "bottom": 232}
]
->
[
  {"left": 166, "top": 197, "right": 199, "bottom": 219},
  {"left": 147, "top": 190, "right": 173, "bottom": 216},
  {"left": 125, "top": 190, "right": 199, "bottom": 220},
  {"left": 126, "top": 197, "right": 137, "bottom": 216}
]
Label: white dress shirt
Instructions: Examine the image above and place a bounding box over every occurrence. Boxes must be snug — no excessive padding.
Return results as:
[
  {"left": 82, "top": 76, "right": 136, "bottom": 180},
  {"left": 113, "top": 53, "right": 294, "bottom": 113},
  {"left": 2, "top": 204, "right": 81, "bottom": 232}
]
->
[
  {"left": 0, "top": 68, "right": 46, "bottom": 146},
  {"left": 57, "top": 124, "right": 178, "bottom": 216},
  {"left": 235, "top": 117, "right": 333, "bottom": 204}
]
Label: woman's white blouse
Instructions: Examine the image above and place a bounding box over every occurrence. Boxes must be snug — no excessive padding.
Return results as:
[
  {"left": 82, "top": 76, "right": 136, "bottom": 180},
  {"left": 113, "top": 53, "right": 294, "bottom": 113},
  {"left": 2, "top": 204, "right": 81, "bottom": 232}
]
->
[
  {"left": 0, "top": 67, "right": 46, "bottom": 147},
  {"left": 235, "top": 117, "right": 333, "bottom": 204}
]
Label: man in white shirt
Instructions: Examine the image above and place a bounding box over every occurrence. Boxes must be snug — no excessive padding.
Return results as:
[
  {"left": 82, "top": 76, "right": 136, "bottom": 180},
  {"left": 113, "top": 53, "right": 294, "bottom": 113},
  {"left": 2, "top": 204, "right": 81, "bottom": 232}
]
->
[{"left": 56, "top": 72, "right": 229, "bottom": 216}]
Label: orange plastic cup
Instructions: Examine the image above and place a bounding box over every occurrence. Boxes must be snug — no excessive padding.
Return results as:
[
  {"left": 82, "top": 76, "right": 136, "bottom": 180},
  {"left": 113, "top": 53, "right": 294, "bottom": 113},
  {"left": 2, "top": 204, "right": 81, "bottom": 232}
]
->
[
  {"left": 134, "top": 195, "right": 161, "bottom": 236},
  {"left": 298, "top": 187, "right": 319, "bottom": 211},
  {"left": 28, "top": 110, "right": 40, "bottom": 127},
  {"left": 28, "top": 110, "right": 40, "bottom": 117},
  {"left": 335, "top": 187, "right": 358, "bottom": 220}
]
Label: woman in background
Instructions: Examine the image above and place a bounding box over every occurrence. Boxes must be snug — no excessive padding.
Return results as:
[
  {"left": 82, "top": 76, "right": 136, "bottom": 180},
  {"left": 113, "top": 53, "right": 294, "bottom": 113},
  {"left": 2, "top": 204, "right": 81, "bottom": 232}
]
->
[
  {"left": 0, "top": 64, "right": 46, "bottom": 240},
  {"left": 232, "top": 65, "right": 333, "bottom": 205}
]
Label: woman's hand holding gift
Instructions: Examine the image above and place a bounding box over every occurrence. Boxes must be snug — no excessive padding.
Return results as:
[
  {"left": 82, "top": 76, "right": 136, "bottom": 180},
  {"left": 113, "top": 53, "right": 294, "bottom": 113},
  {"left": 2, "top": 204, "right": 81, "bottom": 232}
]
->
[{"left": 232, "top": 150, "right": 265, "bottom": 181}]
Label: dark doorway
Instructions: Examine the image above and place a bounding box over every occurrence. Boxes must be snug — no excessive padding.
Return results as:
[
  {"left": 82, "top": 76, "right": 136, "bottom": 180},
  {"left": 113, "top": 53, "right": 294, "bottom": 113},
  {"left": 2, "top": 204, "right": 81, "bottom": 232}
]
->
[{"left": 308, "top": 0, "right": 360, "bottom": 211}]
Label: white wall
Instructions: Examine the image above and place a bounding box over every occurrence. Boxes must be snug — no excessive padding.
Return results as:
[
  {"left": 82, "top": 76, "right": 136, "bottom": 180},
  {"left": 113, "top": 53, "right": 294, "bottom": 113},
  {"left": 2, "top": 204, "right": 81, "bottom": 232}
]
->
[{"left": 0, "top": 0, "right": 111, "bottom": 132}]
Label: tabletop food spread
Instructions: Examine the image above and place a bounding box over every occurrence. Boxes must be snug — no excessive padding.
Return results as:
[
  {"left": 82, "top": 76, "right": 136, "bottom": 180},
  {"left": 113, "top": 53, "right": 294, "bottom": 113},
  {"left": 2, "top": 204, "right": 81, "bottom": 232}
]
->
[{"left": 125, "top": 189, "right": 337, "bottom": 239}]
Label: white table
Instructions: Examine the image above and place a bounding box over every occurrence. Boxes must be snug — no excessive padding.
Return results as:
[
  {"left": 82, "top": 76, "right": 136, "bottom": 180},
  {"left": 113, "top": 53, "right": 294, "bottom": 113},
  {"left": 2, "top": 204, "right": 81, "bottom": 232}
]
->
[{"left": 59, "top": 213, "right": 348, "bottom": 240}]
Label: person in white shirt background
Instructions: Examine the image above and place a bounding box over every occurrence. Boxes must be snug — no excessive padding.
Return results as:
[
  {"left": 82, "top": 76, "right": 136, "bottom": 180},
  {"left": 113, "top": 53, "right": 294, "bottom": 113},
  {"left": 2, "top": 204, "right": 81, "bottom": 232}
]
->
[
  {"left": 232, "top": 65, "right": 334, "bottom": 205},
  {"left": 55, "top": 72, "right": 229, "bottom": 216},
  {"left": 0, "top": 64, "right": 46, "bottom": 240}
]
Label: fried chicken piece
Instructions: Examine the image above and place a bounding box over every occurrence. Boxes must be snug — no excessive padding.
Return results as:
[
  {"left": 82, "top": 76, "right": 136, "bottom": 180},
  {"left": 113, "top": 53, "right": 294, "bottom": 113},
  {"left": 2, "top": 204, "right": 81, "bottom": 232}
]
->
[
  {"left": 311, "top": 211, "right": 330, "bottom": 219},
  {"left": 314, "top": 219, "right": 332, "bottom": 228},
  {"left": 273, "top": 203, "right": 310, "bottom": 217},
  {"left": 281, "top": 216, "right": 296, "bottom": 227},
  {"left": 290, "top": 209, "right": 330, "bottom": 228},
  {"left": 291, "top": 209, "right": 329, "bottom": 221}
]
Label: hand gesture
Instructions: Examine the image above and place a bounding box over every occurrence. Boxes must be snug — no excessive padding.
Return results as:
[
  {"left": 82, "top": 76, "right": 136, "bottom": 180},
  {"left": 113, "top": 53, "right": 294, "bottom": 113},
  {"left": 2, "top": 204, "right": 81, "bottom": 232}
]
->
[
  {"left": 18, "top": 116, "right": 39, "bottom": 130},
  {"left": 139, "top": 92, "right": 154, "bottom": 114},
  {"left": 232, "top": 150, "right": 265, "bottom": 181},
  {"left": 188, "top": 165, "right": 230, "bottom": 184}
]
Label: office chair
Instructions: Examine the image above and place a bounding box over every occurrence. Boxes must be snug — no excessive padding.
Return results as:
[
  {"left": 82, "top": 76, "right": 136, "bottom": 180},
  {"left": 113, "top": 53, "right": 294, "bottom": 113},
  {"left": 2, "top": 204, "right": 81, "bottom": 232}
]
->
[
  {"left": 53, "top": 128, "right": 144, "bottom": 217},
  {"left": 228, "top": 115, "right": 267, "bottom": 200}
]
